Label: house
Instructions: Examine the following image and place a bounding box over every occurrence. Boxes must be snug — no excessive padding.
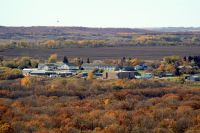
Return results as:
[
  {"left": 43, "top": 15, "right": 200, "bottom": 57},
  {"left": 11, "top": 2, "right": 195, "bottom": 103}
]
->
[
  {"left": 134, "top": 64, "right": 148, "bottom": 70},
  {"left": 22, "top": 68, "right": 37, "bottom": 76},
  {"left": 57, "top": 63, "right": 79, "bottom": 71},
  {"left": 186, "top": 75, "right": 200, "bottom": 81},
  {"left": 82, "top": 63, "right": 116, "bottom": 71},
  {"left": 23, "top": 69, "right": 73, "bottom": 77},
  {"left": 95, "top": 73, "right": 103, "bottom": 77},
  {"left": 77, "top": 72, "right": 88, "bottom": 78},
  {"left": 103, "top": 71, "right": 140, "bottom": 79},
  {"left": 38, "top": 63, "right": 57, "bottom": 71},
  {"left": 30, "top": 70, "right": 55, "bottom": 76},
  {"left": 23, "top": 62, "right": 78, "bottom": 77},
  {"left": 178, "top": 65, "right": 198, "bottom": 74},
  {"left": 38, "top": 63, "right": 79, "bottom": 71},
  {"left": 121, "top": 66, "right": 135, "bottom": 71},
  {"left": 142, "top": 73, "right": 154, "bottom": 79},
  {"left": 159, "top": 72, "right": 175, "bottom": 78}
]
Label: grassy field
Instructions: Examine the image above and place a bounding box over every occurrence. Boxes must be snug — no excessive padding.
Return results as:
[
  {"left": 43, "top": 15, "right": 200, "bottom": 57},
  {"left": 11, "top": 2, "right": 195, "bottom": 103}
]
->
[{"left": 1, "top": 46, "right": 200, "bottom": 60}]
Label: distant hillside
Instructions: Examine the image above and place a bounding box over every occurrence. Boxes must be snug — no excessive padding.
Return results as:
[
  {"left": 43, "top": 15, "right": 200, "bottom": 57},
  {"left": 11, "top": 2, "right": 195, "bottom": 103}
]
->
[
  {"left": 0, "top": 26, "right": 200, "bottom": 40},
  {"left": 0, "top": 26, "right": 200, "bottom": 48},
  {"left": 146, "top": 27, "right": 200, "bottom": 32},
  {"left": 0, "top": 26, "right": 150, "bottom": 40}
]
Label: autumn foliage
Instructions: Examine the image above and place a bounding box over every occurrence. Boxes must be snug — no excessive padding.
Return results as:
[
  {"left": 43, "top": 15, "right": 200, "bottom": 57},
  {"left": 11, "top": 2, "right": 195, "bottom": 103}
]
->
[
  {"left": 87, "top": 72, "right": 94, "bottom": 80},
  {"left": 48, "top": 54, "right": 57, "bottom": 63},
  {"left": 21, "top": 76, "right": 31, "bottom": 88},
  {"left": 0, "top": 78, "right": 200, "bottom": 132}
]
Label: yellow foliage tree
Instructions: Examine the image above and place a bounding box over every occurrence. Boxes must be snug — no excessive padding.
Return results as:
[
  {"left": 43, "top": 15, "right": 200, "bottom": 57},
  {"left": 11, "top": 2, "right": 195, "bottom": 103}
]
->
[
  {"left": 157, "top": 64, "right": 165, "bottom": 71},
  {"left": 87, "top": 72, "right": 94, "bottom": 80},
  {"left": 165, "top": 64, "right": 176, "bottom": 72},
  {"left": 104, "top": 99, "right": 111, "bottom": 105},
  {"left": 130, "top": 58, "right": 140, "bottom": 66},
  {"left": 115, "top": 79, "right": 126, "bottom": 87},
  {"left": 46, "top": 40, "right": 56, "bottom": 48},
  {"left": 21, "top": 76, "right": 31, "bottom": 88},
  {"left": 164, "top": 56, "right": 180, "bottom": 64},
  {"left": 0, "top": 123, "right": 13, "bottom": 133},
  {"left": 48, "top": 54, "right": 57, "bottom": 63},
  {"left": 136, "top": 35, "right": 157, "bottom": 42}
]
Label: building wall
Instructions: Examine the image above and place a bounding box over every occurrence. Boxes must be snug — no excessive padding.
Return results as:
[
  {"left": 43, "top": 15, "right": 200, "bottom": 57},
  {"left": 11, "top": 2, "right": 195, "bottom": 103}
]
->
[
  {"left": 103, "top": 71, "right": 137, "bottom": 79},
  {"left": 103, "top": 72, "right": 119, "bottom": 79},
  {"left": 118, "top": 72, "right": 136, "bottom": 79},
  {"left": 82, "top": 64, "right": 116, "bottom": 71}
]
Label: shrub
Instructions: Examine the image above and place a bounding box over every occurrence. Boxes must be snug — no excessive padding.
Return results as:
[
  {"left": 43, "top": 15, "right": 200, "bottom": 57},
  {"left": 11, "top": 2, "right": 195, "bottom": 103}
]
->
[
  {"left": 112, "top": 85, "right": 123, "bottom": 90},
  {"left": 0, "top": 67, "right": 23, "bottom": 80}
]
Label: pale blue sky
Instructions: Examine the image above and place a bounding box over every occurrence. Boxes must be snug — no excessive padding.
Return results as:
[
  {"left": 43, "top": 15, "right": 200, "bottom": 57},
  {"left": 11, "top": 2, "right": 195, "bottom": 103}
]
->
[{"left": 1, "top": 0, "right": 200, "bottom": 27}]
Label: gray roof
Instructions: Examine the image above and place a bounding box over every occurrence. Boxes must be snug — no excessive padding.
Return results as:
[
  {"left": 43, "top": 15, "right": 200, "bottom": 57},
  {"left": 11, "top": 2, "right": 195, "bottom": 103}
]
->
[
  {"left": 82, "top": 63, "right": 116, "bottom": 67},
  {"left": 38, "top": 63, "right": 77, "bottom": 67}
]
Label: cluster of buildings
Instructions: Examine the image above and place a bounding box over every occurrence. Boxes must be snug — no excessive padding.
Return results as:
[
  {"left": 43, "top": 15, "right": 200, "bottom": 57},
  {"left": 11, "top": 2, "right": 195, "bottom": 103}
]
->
[
  {"left": 22, "top": 62, "right": 150, "bottom": 79},
  {"left": 22, "top": 61, "right": 200, "bottom": 81},
  {"left": 23, "top": 63, "right": 78, "bottom": 77}
]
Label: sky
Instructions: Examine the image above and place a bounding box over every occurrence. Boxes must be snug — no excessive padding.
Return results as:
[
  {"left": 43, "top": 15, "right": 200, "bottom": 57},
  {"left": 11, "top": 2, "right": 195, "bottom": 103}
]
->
[{"left": 1, "top": 0, "right": 200, "bottom": 28}]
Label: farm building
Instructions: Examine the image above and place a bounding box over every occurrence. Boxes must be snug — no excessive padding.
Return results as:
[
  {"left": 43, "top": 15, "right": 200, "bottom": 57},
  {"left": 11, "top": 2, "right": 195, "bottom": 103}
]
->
[
  {"left": 103, "top": 71, "right": 140, "bottom": 79},
  {"left": 22, "top": 69, "right": 73, "bottom": 77},
  {"left": 134, "top": 64, "right": 148, "bottom": 70},
  {"left": 186, "top": 75, "right": 200, "bottom": 81},
  {"left": 158, "top": 72, "right": 175, "bottom": 77},
  {"left": 38, "top": 63, "right": 79, "bottom": 71},
  {"left": 142, "top": 73, "right": 154, "bottom": 79},
  {"left": 23, "top": 62, "right": 78, "bottom": 77},
  {"left": 121, "top": 66, "right": 135, "bottom": 71},
  {"left": 82, "top": 63, "right": 116, "bottom": 71}
]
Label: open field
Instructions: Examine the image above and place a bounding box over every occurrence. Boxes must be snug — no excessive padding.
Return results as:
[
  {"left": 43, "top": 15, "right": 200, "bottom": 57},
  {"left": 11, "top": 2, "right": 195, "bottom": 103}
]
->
[{"left": 0, "top": 46, "right": 200, "bottom": 60}]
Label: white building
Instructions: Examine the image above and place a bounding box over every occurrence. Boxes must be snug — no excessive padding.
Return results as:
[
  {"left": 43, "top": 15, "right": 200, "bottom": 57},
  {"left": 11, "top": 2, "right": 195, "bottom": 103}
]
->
[
  {"left": 23, "top": 63, "right": 78, "bottom": 77},
  {"left": 82, "top": 63, "right": 116, "bottom": 71}
]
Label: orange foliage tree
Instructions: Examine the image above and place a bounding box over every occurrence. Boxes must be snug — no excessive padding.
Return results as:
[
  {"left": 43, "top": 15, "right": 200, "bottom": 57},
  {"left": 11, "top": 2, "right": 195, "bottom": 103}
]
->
[
  {"left": 87, "top": 72, "right": 94, "bottom": 80},
  {"left": 166, "top": 64, "right": 176, "bottom": 73},
  {"left": 21, "top": 76, "right": 31, "bottom": 88},
  {"left": 48, "top": 54, "right": 57, "bottom": 63},
  {"left": 0, "top": 122, "right": 13, "bottom": 133},
  {"left": 130, "top": 58, "right": 141, "bottom": 66}
]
